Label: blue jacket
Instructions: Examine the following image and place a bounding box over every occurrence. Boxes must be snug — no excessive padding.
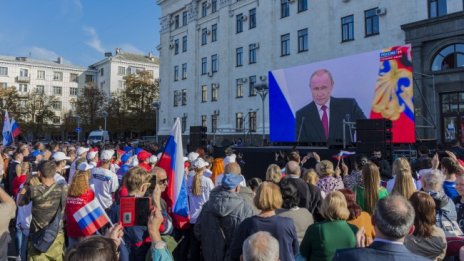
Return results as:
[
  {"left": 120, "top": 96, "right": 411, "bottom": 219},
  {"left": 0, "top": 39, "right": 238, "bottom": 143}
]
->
[{"left": 333, "top": 241, "right": 431, "bottom": 261}]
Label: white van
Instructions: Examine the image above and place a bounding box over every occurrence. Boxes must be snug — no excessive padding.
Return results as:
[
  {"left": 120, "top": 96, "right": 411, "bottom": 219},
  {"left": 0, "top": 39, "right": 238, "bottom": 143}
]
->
[{"left": 87, "top": 130, "right": 110, "bottom": 145}]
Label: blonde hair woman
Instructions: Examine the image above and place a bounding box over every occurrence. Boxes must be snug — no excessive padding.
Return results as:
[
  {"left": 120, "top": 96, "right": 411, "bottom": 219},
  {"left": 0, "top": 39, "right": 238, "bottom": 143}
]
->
[
  {"left": 266, "top": 164, "right": 282, "bottom": 184},
  {"left": 302, "top": 168, "right": 319, "bottom": 186},
  {"left": 355, "top": 162, "right": 389, "bottom": 214},
  {"left": 229, "top": 182, "right": 298, "bottom": 261},
  {"left": 390, "top": 158, "right": 417, "bottom": 199},
  {"left": 187, "top": 158, "right": 214, "bottom": 224},
  {"left": 300, "top": 191, "right": 356, "bottom": 261},
  {"left": 316, "top": 160, "right": 344, "bottom": 194}
]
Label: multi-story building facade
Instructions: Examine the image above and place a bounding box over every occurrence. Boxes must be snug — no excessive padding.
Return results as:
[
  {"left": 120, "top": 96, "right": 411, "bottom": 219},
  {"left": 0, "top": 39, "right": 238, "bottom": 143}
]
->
[
  {"left": 90, "top": 48, "right": 160, "bottom": 96},
  {"left": 0, "top": 55, "right": 92, "bottom": 125},
  {"left": 0, "top": 48, "right": 160, "bottom": 139},
  {"left": 157, "top": 0, "right": 464, "bottom": 145}
]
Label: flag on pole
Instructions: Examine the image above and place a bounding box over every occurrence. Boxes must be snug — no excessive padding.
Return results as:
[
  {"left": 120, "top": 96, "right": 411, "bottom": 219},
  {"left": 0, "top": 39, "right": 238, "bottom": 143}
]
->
[
  {"left": 157, "top": 118, "right": 190, "bottom": 229},
  {"left": 11, "top": 118, "right": 20, "bottom": 138},
  {"left": 2, "top": 111, "right": 12, "bottom": 146},
  {"left": 73, "top": 200, "right": 110, "bottom": 236},
  {"left": 332, "top": 150, "right": 356, "bottom": 160}
]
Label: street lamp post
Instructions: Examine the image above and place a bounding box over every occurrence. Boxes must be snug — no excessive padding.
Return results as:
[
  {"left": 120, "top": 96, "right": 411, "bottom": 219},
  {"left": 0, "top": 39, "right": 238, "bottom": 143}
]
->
[
  {"left": 76, "top": 116, "right": 80, "bottom": 142},
  {"left": 101, "top": 111, "right": 108, "bottom": 131},
  {"left": 254, "top": 84, "right": 269, "bottom": 146},
  {"left": 152, "top": 101, "right": 161, "bottom": 137}
]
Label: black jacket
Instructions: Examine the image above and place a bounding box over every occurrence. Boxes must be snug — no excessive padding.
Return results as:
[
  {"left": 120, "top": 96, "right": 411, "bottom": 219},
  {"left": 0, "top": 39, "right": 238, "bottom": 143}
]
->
[
  {"left": 333, "top": 241, "right": 430, "bottom": 261},
  {"left": 295, "top": 97, "right": 366, "bottom": 145}
]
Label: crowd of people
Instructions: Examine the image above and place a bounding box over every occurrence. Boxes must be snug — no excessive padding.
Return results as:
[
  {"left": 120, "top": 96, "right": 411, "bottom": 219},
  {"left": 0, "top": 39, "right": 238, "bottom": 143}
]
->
[{"left": 1, "top": 140, "right": 464, "bottom": 261}]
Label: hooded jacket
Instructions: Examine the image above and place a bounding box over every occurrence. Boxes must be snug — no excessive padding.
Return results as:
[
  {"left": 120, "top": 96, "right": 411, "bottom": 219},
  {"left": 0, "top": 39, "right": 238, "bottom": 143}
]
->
[{"left": 194, "top": 187, "right": 253, "bottom": 261}]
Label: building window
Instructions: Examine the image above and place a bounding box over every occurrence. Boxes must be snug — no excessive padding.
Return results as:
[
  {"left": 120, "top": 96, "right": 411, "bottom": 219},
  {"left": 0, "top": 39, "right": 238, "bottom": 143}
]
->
[
  {"left": 182, "top": 63, "right": 187, "bottom": 79},
  {"left": 100, "top": 68, "right": 104, "bottom": 76},
  {"left": 0, "top": 67, "right": 8, "bottom": 76},
  {"left": 0, "top": 82, "right": 6, "bottom": 88},
  {"left": 118, "top": 80, "right": 125, "bottom": 89},
  {"left": 211, "top": 54, "right": 218, "bottom": 73},
  {"left": 365, "top": 8, "right": 379, "bottom": 37},
  {"left": 182, "top": 11, "right": 188, "bottom": 26},
  {"left": 249, "top": 111, "right": 257, "bottom": 132},
  {"left": 19, "top": 84, "right": 28, "bottom": 92},
  {"left": 70, "top": 73, "right": 79, "bottom": 83},
  {"left": 174, "top": 39, "right": 179, "bottom": 54},
  {"left": 236, "top": 112, "right": 244, "bottom": 132},
  {"left": 118, "top": 66, "right": 126, "bottom": 76},
  {"left": 298, "top": 0, "right": 308, "bottom": 12},
  {"left": 236, "top": 79, "right": 243, "bottom": 98},
  {"left": 211, "top": 24, "right": 217, "bottom": 42},
  {"left": 431, "top": 43, "right": 464, "bottom": 72},
  {"left": 201, "top": 115, "right": 207, "bottom": 128},
  {"left": 53, "top": 71, "right": 63, "bottom": 81},
  {"left": 249, "top": 44, "right": 257, "bottom": 64},
  {"left": 20, "top": 69, "right": 28, "bottom": 77},
  {"left": 211, "top": 114, "right": 218, "bottom": 132},
  {"left": 53, "top": 117, "right": 60, "bottom": 124},
  {"left": 37, "top": 70, "right": 45, "bottom": 79},
  {"left": 100, "top": 82, "right": 104, "bottom": 89},
  {"left": 281, "top": 0, "right": 290, "bottom": 18},
  {"left": 181, "top": 89, "right": 187, "bottom": 105},
  {"left": 249, "top": 8, "right": 256, "bottom": 29},
  {"left": 236, "top": 47, "right": 243, "bottom": 67},
  {"left": 174, "top": 66, "right": 179, "bottom": 81},
  {"left": 174, "top": 91, "right": 180, "bottom": 107},
  {"left": 202, "top": 28, "right": 208, "bottom": 45},
  {"left": 201, "top": 85, "right": 208, "bottom": 102},
  {"left": 236, "top": 14, "right": 243, "bottom": 33},
  {"left": 201, "top": 57, "right": 207, "bottom": 75},
  {"left": 53, "top": 86, "right": 62, "bottom": 95},
  {"left": 181, "top": 115, "right": 187, "bottom": 133},
  {"left": 202, "top": 1, "right": 208, "bottom": 17},
  {"left": 212, "top": 0, "right": 217, "bottom": 13},
  {"left": 249, "top": 75, "right": 257, "bottom": 96},
  {"left": 85, "top": 74, "right": 94, "bottom": 83},
  {"left": 52, "top": 101, "right": 62, "bottom": 110},
  {"left": 429, "top": 0, "right": 447, "bottom": 18},
  {"left": 174, "top": 14, "right": 180, "bottom": 29},
  {"left": 36, "top": 85, "right": 44, "bottom": 94},
  {"left": 281, "top": 33, "right": 290, "bottom": 56},
  {"left": 341, "top": 15, "right": 354, "bottom": 42},
  {"left": 211, "top": 84, "right": 218, "bottom": 101},
  {"left": 182, "top": 36, "right": 187, "bottom": 52},
  {"left": 70, "top": 87, "right": 78, "bottom": 96},
  {"left": 298, "top": 28, "right": 308, "bottom": 52}
]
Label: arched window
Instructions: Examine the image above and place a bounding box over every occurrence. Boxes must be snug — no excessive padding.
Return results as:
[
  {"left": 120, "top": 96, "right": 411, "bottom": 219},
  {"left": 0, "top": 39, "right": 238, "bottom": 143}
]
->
[{"left": 431, "top": 43, "right": 464, "bottom": 72}]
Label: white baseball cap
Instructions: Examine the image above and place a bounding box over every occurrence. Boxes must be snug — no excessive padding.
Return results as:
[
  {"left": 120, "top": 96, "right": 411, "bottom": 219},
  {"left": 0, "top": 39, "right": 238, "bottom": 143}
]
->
[
  {"left": 192, "top": 158, "right": 209, "bottom": 169},
  {"left": 188, "top": 152, "right": 199, "bottom": 162},
  {"left": 87, "top": 151, "right": 98, "bottom": 161},
  {"left": 52, "top": 152, "right": 70, "bottom": 162},
  {"left": 100, "top": 150, "right": 114, "bottom": 161},
  {"left": 149, "top": 155, "right": 158, "bottom": 164},
  {"left": 223, "top": 154, "right": 237, "bottom": 166},
  {"left": 77, "top": 162, "right": 94, "bottom": 171},
  {"left": 76, "top": 147, "right": 90, "bottom": 156}
]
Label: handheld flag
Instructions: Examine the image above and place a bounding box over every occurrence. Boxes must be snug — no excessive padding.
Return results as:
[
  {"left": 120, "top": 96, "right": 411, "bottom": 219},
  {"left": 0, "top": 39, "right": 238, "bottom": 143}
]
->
[
  {"left": 73, "top": 200, "right": 110, "bottom": 236},
  {"left": 2, "top": 111, "right": 12, "bottom": 146},
  {"left": 11, "top": 118, "right": 20, "bottom": 138},
  {"left": 157, "top": 118, "right": 190, "bottom": 229},
  {"left": 332, "top": 150, "right": 356, "bottom": 160}
]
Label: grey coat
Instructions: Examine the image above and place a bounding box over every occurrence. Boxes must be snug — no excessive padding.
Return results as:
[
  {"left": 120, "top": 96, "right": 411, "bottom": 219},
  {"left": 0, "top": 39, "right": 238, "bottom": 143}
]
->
[{"left": 194, "top": 187, "right": 254, "bottom": 261}]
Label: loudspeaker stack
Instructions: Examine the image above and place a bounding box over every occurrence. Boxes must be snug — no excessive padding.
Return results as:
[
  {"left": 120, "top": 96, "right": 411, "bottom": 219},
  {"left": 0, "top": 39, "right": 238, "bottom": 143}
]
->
[
  {"left": 189, "top": 126, "right": 207, "bottom": 151},
  {"left": 356, "top": 119, "right": 393, "bottom": 161}
]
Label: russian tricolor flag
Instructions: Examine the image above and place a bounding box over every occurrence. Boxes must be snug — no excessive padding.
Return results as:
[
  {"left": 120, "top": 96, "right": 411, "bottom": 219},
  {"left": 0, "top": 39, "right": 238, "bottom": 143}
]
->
[
  {"left": 157, "top": 118, "right": 190, "bottom": 229},
  {"left": 333, "top": 150, "right": 356, "bottom": 160},
  {"left": 11, "top": 118, "right": 20, "bottom": 138},
  {"left": 73, "top": 200, "right": 110, "bottom": 236}
]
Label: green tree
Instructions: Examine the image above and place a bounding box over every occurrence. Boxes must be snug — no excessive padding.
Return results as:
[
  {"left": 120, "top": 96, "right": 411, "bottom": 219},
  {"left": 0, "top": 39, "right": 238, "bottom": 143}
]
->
[
  {"left": 0, "top": 86, "right": 21, "bottom": 119},
  {"left": 22, "top": 89, "right": 57, "bottom": 139},
  {"left": 75, "top": 83, "right": 108, "bottom": 131}
]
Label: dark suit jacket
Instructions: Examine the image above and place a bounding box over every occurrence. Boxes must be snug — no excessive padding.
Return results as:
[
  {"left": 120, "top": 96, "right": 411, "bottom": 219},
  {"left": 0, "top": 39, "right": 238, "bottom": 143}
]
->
[
  {"left": 332, "top": 241, "right": 431, "bottom": 261},
  {"left": 295, "top": 97, "right": 366, "bottom": 145}
]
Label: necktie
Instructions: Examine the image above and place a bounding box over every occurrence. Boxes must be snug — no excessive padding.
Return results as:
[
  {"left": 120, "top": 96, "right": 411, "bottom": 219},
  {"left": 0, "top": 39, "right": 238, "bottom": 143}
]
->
[{"left": 321, "top": 105, "right": 329, "bottom": 140}]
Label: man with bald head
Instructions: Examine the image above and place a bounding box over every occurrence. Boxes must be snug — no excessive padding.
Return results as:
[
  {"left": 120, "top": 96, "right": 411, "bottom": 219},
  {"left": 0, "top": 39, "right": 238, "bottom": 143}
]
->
[
  {"left": 284, "top": 161, "right": 311, "bottom": 211},
  {"left": 333, "top": 195, "right": 429, "bottom": 261},
  {"left": 295, "top": 68, "right": 366, "bottom": 145}
]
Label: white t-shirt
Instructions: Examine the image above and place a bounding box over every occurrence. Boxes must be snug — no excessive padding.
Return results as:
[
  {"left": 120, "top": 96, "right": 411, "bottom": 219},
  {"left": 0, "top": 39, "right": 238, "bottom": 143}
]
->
[
  {"left": 91, "top": 167, "right": 119, "bottom": 209},
  {"left": 214, "top": 173, "right": 247, "bottom": 187},
  {"left": 187, "top": 175, "right": 214, "bottom": 224}
]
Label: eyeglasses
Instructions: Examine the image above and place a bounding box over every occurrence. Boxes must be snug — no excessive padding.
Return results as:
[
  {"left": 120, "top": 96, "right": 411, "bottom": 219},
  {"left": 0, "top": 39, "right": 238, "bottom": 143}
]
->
[{"left": 157, "top": 179, "right": 168, "bottom": 185}]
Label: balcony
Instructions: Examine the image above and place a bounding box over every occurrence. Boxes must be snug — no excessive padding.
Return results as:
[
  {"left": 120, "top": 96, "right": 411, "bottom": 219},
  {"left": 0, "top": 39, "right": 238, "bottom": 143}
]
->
[{"left": 16, "top": 76, "right": 30, "bottom": 83}]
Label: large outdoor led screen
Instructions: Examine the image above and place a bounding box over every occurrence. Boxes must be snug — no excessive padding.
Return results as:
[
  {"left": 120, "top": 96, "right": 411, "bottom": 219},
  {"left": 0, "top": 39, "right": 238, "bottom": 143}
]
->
[{"left": 269, "top": 45, "right": 415, "bottom": 144}]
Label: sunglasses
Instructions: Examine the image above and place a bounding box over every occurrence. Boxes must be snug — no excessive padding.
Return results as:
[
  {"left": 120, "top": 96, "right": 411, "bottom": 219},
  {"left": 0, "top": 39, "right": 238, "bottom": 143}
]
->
[{"left": 157, "top": 178, "right": 168, "bottom": 185}]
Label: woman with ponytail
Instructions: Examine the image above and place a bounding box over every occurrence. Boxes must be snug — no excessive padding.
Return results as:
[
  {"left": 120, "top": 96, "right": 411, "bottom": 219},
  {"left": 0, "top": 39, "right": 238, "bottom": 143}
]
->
[
  {"left": 187, "top": 157, "right": 214, "bottom": 260},
  {"left": 355, "top": 162, "right": 389, "bottom": 214}
]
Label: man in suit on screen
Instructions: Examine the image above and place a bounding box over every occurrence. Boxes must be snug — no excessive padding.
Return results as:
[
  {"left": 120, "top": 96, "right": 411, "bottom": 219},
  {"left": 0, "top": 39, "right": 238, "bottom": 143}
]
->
[{"left": 295, "top": 69, "right": 366, "bottom": 145}]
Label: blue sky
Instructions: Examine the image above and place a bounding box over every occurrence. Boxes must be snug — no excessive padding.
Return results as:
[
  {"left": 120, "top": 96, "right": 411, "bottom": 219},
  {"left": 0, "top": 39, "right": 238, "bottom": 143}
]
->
[{"left": 0, "top": 0, "right": 160, "bottom": 66}]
